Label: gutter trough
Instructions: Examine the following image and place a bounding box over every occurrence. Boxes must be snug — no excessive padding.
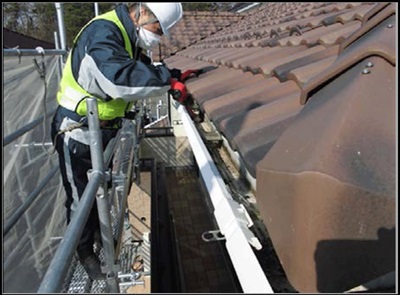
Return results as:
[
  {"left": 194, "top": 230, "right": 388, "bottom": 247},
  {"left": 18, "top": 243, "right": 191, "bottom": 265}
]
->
[{"left": 178, "top": 105, "right": 274, "bottom": 293}]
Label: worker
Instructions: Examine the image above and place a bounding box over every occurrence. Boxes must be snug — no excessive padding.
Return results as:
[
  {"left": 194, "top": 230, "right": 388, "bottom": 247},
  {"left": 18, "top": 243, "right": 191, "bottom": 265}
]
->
[{"left": 51, "top": 2, "right": 187, "bottom": 280}]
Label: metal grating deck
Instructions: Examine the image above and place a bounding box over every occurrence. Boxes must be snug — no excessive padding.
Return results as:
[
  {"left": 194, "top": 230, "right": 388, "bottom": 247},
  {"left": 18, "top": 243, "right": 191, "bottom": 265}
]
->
[
  {"left": 61, "top": 203, "right": 151, "bottom": 293},
  {"left": 61, "top": 242, "right": 150, "bottom": 293}
]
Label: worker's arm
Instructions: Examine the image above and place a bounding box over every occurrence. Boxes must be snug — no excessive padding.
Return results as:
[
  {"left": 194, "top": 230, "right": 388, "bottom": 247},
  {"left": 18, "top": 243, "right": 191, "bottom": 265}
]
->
[{"left": 72, "top": 19, "right": 171, "bottom": 102}]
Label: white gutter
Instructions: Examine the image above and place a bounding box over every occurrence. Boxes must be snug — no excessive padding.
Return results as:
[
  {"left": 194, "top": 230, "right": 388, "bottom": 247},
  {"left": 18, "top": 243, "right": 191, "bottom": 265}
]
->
[{"left": 178, "top": 105, "right": 273, "bottom": 293}]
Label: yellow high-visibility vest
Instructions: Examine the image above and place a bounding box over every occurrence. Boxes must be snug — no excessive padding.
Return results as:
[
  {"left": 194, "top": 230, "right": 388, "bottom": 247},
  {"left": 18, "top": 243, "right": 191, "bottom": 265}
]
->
[{"left": 57, "top": 10, "right": 133, "bottom": 120}]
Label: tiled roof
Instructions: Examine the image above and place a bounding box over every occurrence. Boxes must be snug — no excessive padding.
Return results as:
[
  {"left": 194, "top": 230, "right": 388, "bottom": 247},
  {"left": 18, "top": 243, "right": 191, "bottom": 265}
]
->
[
  {"left": 152, "top": 10, "right": 244, "bottom": 61},
  {"left": 3, "top": 28, "right": 55, "bottom": 49},
  {"left": 163, "top": 2, "right": 397, "bottom": 293}
]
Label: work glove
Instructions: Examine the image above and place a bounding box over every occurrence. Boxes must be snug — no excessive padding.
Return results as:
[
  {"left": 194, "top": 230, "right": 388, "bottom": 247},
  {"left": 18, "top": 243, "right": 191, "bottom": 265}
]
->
[
  {"left": 169, "top": 68, "right": 203, "bottom": 82},
  {"left": 169, "top": 68, "right": 182, "bottom": 80},
  {"left": 168, "top": 78, "right": 188, "bottom": 103},
  {"left": 180, "top": 69, "right": 201, "bottom": 82}
]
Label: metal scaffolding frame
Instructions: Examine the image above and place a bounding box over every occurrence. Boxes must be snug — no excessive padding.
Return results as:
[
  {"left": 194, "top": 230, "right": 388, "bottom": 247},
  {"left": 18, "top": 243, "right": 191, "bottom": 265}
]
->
[
  {"left": 3, "top": 38, "right": 275, "bottom": 295},
  {"left": 37, "top": 98, "right": 136, "bottom": 293},
  {"left": 3, "top": 48, "right": 140, "bottom": 293}
]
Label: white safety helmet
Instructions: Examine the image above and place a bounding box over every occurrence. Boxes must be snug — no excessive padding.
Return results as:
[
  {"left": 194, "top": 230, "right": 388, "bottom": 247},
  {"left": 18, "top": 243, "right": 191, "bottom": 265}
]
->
[{"left": 144, "top": 3, "right": 183, "bottom": 38}]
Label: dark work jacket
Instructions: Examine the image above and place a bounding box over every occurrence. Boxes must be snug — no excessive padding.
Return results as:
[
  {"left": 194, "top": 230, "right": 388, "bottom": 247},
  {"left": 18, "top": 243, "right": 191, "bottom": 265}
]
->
[{"left": 69, "top": 4, "right": 171, "bottom": 103}]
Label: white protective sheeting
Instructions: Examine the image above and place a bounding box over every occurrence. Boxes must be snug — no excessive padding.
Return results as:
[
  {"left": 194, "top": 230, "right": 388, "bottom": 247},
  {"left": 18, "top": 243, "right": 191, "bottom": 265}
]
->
[{"left": 3, "top": 54, "right": 67, "bottom": 292}]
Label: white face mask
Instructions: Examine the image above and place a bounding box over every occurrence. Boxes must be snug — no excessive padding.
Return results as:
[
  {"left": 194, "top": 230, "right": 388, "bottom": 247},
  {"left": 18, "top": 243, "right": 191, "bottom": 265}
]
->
[{"left": 138, "top": 27, "right": 161, "bottom": 50}]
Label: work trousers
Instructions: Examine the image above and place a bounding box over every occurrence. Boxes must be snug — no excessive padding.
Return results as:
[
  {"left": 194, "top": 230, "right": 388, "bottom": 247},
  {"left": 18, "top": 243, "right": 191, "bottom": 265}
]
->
[{"left": 51, "top": 106, "right": 119, "bottom": 260}]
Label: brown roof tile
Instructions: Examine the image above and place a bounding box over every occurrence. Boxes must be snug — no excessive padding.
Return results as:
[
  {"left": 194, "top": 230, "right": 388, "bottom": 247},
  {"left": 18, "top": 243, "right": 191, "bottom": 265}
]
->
[
  {"left": 317, "top": 20, "right": 362, "bottom": 45},
  {"left": 203, "top": 78, "right": 282, "bottom": 125},
  {"left": 336, "top": 3, "right": 378, "bottom": 23},
  {"left": 361, "top": 2, "right": 391, "bottom": 25},
  {"left": 299, "top": 22, "right": 347, "bottom": 46},
  {"left": 234, "top": 112, "right": 301, "bottom": 177},
  {"left": 301, "top": 11, "right": 396, "bottom": 104},
  {"left": 165, "top": 55, "right": 215, "bottom": 71},
  {"left": 341, "top": 2, "right": 396, "bottom": 55},
  {"left": 219, "top": 81, "right": 301, "bottom": 145},
  {"left": 163, "top": 2, "right": 383, "bottom": 180},
  {"left": 230, "top": 46, "right": 288, "bottom": 70},
  {"left": 273, "top": 45, "right": 339, "bottom": 82},
  {"left": 244, "top": 46, "right": 309, "bottom": 74},
  {"left": 214, "top": 47, "right": 261, "bottom": 66},
  {"left": 182, "top": 66, "right": 239, "bottom": 95},
  {"left": 153, "top": 10, "right": 243, "bottom": 61},
  {"left": 189, "top": 70, "right": 264, "bottom": 105},
  {"left": 286, "top": 55, "right": 337, "bottom": 88},
  {"left": 258, "top": 45, "right": 328, "bottom": 76},
  {"left": 302, "top": 10, "right": 346, "bottom": 28},
  {"left": 199, "top": 47, "right": 251, "bottom": 64},
  {"left": 257, "top": 53, "right": 396, "bottom": 293},
  {"left": 162, "top": 4, "right": 395, "bottom": 291}
]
